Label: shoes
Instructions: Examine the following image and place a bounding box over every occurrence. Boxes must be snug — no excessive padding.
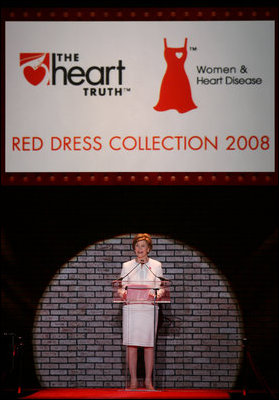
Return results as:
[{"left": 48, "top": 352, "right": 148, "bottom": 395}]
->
[
  {"left": 144, "top": 379, "right": 154, "bottom": 390},
  {"left": 129, "top": 378, "right": 154, "bottom": 390},
  {"left": 130, "top": 379, "right": 138, "bottom": 389}
]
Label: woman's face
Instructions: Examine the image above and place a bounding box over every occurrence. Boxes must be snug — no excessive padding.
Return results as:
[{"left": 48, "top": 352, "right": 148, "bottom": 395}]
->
[{"left": 135, "top": 240, "right": 150, "bottom": 262}]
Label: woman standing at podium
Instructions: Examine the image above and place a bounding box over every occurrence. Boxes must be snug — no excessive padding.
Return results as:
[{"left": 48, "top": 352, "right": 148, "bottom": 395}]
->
[{"left": 120, "top": 233, "right": 164, "bottom": 390}]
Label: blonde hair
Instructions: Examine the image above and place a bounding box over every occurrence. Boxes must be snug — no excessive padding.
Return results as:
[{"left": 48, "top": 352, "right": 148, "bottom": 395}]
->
[{"left": 132, "top": 233, "right": 153, "bottom": 251}]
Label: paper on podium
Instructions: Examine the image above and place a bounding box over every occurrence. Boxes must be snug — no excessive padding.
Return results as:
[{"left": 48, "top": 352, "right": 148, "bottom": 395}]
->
[
  {"left": 126, "top": 284, "right": 152, "bottom": 302},
  {"left": 112, "top": 280, "right": 171, "bottom": 303}
]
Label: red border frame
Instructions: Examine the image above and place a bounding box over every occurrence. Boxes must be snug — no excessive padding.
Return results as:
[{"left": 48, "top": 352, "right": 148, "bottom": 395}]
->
[{"left": 1, "top": 7, "right": 278, "bottom": 186}]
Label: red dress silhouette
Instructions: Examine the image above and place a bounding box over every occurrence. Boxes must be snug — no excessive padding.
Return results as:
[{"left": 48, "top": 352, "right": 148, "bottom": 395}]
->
[{"left": 154, "top": 38, "right": 197, "bottom": 114}]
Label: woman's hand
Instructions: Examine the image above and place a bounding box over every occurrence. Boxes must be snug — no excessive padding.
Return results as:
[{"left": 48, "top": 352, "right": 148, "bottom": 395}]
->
[
  {"left": 148, "top": 290, "right": 162, "bottom": 300},
  {"left": 118, "top": 289, "right": 127, "bottom": 300}
]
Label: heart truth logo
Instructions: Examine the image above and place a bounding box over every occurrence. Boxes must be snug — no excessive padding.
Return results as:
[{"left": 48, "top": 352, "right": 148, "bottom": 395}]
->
[
  {"left": 154, "top": 38, "right": 197, "bottom": 114},
  {"left": 20, "top": 53, "right": 50, "bottom": 86}
]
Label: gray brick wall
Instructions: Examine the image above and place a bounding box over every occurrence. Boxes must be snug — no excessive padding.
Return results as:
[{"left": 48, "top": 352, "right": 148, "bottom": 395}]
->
[{"left": 33, "top": 234, "right": 243, "bottom": 389}]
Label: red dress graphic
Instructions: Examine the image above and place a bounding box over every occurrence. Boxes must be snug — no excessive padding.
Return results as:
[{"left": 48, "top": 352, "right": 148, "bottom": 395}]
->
[{"left": 154, "top": 38, "right": 197, "bottom": 114}]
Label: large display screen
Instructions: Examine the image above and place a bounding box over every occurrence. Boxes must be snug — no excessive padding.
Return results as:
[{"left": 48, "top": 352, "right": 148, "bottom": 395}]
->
[{"left": 2, "top": 8, "right": 277, "bottom": 185}]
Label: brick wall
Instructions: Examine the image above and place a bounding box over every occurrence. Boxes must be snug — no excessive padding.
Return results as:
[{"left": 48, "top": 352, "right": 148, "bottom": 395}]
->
[{"left": 33, "top": 234, "right": 243, "bottom": 389}]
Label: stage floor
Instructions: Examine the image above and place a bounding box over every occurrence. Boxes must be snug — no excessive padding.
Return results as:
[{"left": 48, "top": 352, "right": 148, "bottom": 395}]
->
[
  {"left": 1, "top": 388, "right": 274, "bottom": 399},
  {"left": 20, "top": 388, "right": 231, "bottom": 399}
]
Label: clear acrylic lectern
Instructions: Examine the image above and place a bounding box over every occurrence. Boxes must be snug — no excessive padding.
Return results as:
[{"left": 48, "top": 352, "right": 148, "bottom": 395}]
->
[{"left": 112, "top": 279, "right": 171, "bottom": 390}]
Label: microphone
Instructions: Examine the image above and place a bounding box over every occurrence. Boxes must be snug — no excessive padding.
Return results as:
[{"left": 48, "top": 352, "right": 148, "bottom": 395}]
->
[
  {"left": 141, "top": 262, "right": 169, "bottom": 282},
  {"left": 113, "top": 261, "right": 141, "bottom": 283}
]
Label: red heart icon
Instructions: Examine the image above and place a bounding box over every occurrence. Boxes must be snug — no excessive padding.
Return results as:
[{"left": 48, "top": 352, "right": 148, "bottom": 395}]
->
[{"left": 23, "top": 66, "right": 46, "bottom": 86}]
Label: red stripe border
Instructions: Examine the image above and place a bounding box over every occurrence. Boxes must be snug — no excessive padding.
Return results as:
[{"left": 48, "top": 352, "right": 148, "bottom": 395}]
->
[
  {"left": 1, "top": 172, "right": 276, "bottom": 186},
  {"left": 1, "top": 7, "right": 278, "bottom": 21}
]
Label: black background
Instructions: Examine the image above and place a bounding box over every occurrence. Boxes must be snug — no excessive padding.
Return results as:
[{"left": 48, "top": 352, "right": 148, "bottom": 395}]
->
[{"left": 1, "top": 185, "right": 278, "bottom": 390}]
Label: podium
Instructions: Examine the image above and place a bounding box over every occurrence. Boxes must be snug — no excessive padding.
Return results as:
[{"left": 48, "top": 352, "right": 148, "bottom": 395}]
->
[{"left": 112, "top": 279, "right": 171, "bottom": 390}]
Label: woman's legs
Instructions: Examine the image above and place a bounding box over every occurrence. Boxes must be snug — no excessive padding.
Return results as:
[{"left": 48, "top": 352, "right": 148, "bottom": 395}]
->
[
  {"left": 144, "top": 347, "right": 154, "bottom": 389},
  {"left": 128, "top": 346, "right": 155, "bottom": 389},
  {"left": 128, "top": 346, "right": 138, "bottom": 388}
]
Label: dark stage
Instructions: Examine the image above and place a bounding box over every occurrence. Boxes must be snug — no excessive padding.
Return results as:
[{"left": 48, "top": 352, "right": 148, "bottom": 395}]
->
[{"left": 1, "top": 185, "right": 278, "bottom": 398}]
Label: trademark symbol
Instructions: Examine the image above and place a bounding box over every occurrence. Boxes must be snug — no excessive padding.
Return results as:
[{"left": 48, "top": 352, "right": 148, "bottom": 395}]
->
[
  {"left": 124, "top": 87, "right": 131, "bottom": 92},
  {"left": 190, "top": 46, "right": 197, "bottom": 51}
]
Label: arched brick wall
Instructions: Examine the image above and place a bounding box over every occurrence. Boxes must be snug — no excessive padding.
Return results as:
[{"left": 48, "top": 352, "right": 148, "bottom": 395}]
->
[{"left": 33, "top": 234, "right": 243, "bottom": 389}]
